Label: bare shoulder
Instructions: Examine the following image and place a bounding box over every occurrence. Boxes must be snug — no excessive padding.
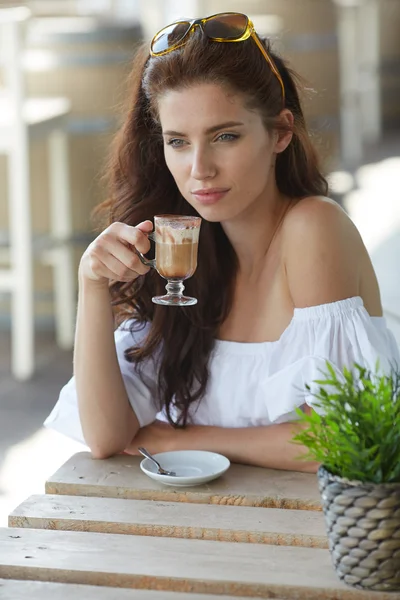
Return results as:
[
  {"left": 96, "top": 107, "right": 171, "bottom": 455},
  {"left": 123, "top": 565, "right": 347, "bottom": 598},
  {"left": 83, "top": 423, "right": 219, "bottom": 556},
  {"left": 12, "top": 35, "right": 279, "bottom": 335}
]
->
[
  {"left": 281, "top": 196, "right": 369, "bottom": 309},
  {"left": 282, "top": 195, "right": 357, "bottom": 238},
  {"left": 282, "top": 195, "right": 364, "bottom": 263}
]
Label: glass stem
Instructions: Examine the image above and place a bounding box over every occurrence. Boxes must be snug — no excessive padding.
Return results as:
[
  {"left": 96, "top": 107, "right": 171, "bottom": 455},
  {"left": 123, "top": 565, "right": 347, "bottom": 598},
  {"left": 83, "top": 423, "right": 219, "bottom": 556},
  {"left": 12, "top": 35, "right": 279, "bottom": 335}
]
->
[{"left": 165, "top": 280, "right": 184, "bottom": 297}]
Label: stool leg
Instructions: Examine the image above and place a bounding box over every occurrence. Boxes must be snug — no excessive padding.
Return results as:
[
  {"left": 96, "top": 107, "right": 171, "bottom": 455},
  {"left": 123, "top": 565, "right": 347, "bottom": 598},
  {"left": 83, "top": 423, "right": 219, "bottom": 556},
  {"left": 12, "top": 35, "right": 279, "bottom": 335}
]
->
[
  {"left": 5, "top": 19, "right": 34, "bottom": 380},
  {"left": 9, "top": 139, "right": 34, "bottom": 380},
  {"left": 359, "top": 0, "right": 381, "bottom": 143},
  {"left": 48, "top": 128, "right": 75, "bottom": 350},
  {"left": 336, "top": 2, "right": 363, "bottom": 166}
]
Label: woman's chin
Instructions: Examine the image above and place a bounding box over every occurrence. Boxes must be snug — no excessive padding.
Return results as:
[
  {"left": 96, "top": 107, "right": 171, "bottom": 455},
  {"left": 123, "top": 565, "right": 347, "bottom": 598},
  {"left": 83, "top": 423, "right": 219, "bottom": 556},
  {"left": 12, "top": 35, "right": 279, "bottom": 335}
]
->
[{"left": 193, "top": 202, "right": 240, "bottom": 223}]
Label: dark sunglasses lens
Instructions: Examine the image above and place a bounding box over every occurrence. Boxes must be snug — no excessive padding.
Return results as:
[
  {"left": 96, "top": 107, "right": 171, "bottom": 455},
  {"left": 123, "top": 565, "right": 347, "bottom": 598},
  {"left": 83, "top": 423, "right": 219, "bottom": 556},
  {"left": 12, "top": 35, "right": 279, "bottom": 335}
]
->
[
  {"left": 152, "top": 22, "right": 191, "bottom": 54},
  {"left": 204, "top": 13, "right": 248, "bottom": 39}
]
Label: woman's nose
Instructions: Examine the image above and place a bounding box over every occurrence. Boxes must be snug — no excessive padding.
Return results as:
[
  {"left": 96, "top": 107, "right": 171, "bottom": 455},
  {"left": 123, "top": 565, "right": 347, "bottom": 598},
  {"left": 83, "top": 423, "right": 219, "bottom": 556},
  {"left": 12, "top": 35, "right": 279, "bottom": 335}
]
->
[{"left": 190, "top": 148, "right": 217, "bottom": 180}]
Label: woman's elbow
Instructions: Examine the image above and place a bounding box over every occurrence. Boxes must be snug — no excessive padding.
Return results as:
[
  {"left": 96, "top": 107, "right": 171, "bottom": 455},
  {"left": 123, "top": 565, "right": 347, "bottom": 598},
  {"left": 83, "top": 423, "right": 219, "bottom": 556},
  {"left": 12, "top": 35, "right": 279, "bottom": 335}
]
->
[
  {"left": 86, "top": 436, "right": 127, "bottom": 460},
  {"left": 83, "top": 419, "right": 138, "bottom": 460},
  {"left": 89, "top": 446, "right": 118, "bottom": 460},
  {"left": 298, "top": 461, "right": 320, "bottom": 474}
]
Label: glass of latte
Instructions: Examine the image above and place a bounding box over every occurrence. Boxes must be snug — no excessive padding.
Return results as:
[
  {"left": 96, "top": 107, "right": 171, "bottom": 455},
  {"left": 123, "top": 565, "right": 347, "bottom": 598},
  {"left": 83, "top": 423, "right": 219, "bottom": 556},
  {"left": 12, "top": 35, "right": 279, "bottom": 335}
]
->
[{"left": 137, "top": 215, "right": 201, "bottom": 306}]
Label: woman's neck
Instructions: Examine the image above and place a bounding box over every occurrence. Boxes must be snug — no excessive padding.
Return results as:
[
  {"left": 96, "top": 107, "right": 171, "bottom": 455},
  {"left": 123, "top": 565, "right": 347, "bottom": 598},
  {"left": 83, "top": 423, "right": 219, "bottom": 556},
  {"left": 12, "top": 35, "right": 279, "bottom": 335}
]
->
[{"left": 221, "top": 190, "right": 294, "bottom": 281}]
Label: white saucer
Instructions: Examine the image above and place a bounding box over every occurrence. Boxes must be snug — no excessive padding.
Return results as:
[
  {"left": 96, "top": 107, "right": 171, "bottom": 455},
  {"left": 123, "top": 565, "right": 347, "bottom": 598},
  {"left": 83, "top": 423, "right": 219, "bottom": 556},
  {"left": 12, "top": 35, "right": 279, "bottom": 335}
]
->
[{"left": 140, "top": 450, "right": 230, "bottom": 487}]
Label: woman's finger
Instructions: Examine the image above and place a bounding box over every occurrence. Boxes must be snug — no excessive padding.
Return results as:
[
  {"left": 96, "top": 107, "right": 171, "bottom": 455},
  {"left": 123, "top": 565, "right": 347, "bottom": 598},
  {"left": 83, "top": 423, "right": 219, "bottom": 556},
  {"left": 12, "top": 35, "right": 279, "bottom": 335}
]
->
[
  {"left": 100, "top": 237, "right": 151, "bottom": 276},
  {"left": 90, "top": 248, "right": 144, "bottom": 282},
  {"left": 111, "top": 222, "right": 153, "bottom": 255}
]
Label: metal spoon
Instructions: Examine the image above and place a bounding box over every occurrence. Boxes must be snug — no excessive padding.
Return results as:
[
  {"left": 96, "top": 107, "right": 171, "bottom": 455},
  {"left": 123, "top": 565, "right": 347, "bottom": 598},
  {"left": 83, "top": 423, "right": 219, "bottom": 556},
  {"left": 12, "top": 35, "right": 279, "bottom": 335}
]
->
[{"left": 138, "top": 447, "right": 176, "bottom": 476}]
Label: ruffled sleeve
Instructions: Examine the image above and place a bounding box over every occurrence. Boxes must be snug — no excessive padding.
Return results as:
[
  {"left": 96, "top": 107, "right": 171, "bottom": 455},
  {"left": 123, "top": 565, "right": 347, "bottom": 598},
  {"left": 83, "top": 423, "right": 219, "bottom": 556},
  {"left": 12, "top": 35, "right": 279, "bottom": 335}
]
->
[
  {"left": 202, "top": 297, "right": 399, "bottom": 428},
  {"left": 258, "top": 297, "right": 400, "bottom": 424},
  {"left": 44, "top": 320, "right": 160, "bottom": 445}
]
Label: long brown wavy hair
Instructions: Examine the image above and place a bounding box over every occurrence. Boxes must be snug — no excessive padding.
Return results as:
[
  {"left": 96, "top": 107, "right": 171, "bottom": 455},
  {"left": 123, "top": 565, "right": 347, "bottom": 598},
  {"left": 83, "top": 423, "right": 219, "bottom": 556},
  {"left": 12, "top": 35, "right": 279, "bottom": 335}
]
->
[{"left": 97, "top": 28, "right": 328, "bottom": 426}]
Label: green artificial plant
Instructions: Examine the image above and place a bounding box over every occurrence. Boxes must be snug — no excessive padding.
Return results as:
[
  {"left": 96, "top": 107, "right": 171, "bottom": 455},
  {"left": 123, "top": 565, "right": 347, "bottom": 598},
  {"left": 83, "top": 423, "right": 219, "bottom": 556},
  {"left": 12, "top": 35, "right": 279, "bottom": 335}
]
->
[{"left": 293, "top": 362, "right": 400, "bottom": 484}]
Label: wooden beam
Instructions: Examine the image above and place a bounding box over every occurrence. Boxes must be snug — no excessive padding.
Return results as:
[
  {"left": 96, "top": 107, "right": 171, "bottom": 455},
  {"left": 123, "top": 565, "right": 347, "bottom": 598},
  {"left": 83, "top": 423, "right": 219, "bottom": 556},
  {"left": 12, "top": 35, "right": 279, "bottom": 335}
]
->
[
  {"left": 46, "top": 452, "right": 322, "bottom": 510},
  {"left": 0, "top": 579, "right": 252, "bottom": 600},
  {"left": 0, "top": 527, "right": 394, "bottom": 599},
  {"left": 9, "top": 494, "right": 328, "bottom": 548}
]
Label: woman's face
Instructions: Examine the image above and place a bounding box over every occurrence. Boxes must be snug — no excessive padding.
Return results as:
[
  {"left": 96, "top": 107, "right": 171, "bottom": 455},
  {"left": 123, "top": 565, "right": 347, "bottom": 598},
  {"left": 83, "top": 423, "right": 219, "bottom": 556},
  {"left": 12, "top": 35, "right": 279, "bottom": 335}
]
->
[{"left": 158, "top": 82, "right": 286, "bottom": 223}]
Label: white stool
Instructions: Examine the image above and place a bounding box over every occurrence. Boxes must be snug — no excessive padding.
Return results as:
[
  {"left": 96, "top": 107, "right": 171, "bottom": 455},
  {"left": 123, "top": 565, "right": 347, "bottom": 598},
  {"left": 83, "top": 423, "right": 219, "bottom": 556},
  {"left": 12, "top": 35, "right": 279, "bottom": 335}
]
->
[
  {"left": 0, "top": 7, "right": 75, "bottom": 380},
  {"left": 333, "top": 0, "right": 381, "bottom": 165}
]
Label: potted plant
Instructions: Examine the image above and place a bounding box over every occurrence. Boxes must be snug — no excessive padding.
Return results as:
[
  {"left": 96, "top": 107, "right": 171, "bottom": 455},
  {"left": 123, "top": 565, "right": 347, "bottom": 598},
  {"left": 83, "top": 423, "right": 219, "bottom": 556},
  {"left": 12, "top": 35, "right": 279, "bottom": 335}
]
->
[{"left": 293, "top": 362, "right": 400, "bottom": 593}]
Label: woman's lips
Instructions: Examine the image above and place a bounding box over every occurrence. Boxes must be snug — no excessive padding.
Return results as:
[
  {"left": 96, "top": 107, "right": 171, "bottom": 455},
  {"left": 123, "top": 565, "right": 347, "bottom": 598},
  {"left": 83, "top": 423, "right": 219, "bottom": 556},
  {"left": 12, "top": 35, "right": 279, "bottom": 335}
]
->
[{"left": 191, "top": 188, "right": 230, "bottom": 205}]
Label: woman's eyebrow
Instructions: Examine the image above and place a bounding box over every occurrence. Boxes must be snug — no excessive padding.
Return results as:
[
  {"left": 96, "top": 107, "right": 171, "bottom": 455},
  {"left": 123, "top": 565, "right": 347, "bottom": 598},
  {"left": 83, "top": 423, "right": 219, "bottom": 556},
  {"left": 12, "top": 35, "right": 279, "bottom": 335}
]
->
[{"left": 163, "top": 121, "right": 245, "bottom": 136}]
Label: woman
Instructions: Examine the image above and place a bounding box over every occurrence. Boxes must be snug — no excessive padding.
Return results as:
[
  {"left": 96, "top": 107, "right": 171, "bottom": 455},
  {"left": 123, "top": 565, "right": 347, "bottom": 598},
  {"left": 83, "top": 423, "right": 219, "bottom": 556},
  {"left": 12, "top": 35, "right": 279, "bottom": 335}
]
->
[{"left": 45, "top": 13, "right": 399, "bottom": 471}]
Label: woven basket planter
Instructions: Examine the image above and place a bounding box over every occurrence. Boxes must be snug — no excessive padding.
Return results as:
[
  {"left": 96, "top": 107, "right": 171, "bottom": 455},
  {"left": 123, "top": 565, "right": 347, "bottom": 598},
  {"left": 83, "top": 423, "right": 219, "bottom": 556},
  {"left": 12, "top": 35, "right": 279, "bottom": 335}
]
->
[{"left": 317, "top": 465, "right": 400, "bottom": 592}]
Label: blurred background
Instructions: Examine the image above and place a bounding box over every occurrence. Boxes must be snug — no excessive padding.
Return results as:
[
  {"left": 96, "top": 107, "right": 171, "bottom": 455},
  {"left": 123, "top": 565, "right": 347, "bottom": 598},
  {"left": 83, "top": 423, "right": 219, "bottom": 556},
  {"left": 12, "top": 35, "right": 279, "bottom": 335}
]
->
[{"left": 0, "top": 0, "right": 399, "bottom": 525}]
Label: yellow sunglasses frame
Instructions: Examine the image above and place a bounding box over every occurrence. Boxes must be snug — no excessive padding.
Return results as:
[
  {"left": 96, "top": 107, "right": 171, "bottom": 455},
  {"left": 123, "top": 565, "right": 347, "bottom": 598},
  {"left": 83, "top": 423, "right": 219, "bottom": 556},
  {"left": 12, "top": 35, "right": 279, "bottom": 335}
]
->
[{"left": 150, "top": 12, "right": 285, "bottom": 103}]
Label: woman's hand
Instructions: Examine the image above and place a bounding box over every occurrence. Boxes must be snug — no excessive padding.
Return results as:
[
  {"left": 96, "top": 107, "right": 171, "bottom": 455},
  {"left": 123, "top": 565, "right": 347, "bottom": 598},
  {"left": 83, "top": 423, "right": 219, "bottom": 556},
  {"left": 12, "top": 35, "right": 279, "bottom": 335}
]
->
[
  {"left": 126, "top": 420, "right": 319, "bottom": 472},
  {"left": 79, "top": 220, "right": 154, "bottom": 286},
  {"left": 125, "top": 421, "right": 179, "bottom": 456}
]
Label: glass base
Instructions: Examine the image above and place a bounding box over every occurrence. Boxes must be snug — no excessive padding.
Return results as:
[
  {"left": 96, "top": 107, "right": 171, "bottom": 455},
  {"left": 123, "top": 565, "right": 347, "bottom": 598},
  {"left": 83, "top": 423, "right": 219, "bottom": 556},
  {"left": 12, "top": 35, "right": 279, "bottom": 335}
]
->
[
  {"left": 152, "top": 294, "right": 197, "bottom": 306},
  {"left": 152, "top": 279, "right": 198, "bottom": 306}
]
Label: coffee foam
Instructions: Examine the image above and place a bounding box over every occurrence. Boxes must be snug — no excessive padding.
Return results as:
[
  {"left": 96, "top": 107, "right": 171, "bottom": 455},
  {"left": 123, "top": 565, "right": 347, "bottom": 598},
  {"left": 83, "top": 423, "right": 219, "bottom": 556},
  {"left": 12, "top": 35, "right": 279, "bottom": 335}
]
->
[{"left": 155, "top": 224, "right": 200, "bottom": 245}]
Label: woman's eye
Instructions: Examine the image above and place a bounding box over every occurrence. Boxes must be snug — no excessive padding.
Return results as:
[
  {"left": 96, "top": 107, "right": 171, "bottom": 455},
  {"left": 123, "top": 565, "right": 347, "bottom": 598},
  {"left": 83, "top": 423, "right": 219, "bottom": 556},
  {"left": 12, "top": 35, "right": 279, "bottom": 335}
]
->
[
  {"left": 216, "top": 133, "right": 239, "bottom": 142},
  {"left": 166, "top": 138, "right": 186, "bottom": 148}
]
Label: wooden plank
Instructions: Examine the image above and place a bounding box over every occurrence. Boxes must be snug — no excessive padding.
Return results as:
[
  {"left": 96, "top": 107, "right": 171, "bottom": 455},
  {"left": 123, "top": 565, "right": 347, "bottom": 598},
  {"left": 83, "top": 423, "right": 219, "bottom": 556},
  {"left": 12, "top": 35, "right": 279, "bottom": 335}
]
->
[
  {"left": 0, "top": 579, "right": 251, "bottom": 600},
  {"left": 0, "top": 527, "right": 394, "bottom": 600},
  {"left": 9, "top": 494, "right": 328, "bottom": 548},
  {"left": 46, "top": 452, "right": 322, "bottom": 510}
]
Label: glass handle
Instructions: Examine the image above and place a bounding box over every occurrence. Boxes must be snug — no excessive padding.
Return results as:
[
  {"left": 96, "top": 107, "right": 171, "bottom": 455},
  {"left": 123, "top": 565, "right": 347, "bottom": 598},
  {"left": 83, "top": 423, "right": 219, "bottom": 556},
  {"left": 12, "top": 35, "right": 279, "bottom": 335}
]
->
[{"left": 136, "top": 231, "right": 156, "bottom": 269}]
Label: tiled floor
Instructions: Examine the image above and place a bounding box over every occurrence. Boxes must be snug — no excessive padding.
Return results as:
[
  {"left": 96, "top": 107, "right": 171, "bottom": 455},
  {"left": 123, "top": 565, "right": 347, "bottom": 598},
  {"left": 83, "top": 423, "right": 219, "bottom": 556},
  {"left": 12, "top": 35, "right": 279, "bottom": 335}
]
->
[
  {"left": 0, "top": 332, "right": 72, "bottom": 456},
  {"left": 0, "top": 134, "right": 399, "bottom": 526},
  {"left": 0, "top": 331, "right": 85, "bottom": 525}
]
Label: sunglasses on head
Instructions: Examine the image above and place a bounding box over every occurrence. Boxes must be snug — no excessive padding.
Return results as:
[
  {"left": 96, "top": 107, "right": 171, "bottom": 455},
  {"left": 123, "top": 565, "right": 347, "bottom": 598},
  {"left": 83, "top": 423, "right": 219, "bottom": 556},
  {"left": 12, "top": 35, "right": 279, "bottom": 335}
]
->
[{"left": 150, "top": 12, "right": 285, "bottom": 103}]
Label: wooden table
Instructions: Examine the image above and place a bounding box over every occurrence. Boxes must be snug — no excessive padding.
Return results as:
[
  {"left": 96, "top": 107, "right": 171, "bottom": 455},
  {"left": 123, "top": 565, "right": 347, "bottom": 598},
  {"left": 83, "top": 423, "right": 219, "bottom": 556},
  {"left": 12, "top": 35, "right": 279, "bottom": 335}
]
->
[{"left": 0, "top": 452, "right": 396, "bottom": 599}]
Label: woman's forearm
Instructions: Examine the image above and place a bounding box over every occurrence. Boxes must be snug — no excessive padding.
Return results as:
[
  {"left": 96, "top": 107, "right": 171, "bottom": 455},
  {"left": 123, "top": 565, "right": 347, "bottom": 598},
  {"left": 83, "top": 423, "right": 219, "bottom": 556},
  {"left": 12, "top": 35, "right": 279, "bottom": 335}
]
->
[
  {"left": 74, "top": 275, "right": 140, "bottom": 458},
  {"left": 173, "top": 422, "right": 319, "bottom": 473}
]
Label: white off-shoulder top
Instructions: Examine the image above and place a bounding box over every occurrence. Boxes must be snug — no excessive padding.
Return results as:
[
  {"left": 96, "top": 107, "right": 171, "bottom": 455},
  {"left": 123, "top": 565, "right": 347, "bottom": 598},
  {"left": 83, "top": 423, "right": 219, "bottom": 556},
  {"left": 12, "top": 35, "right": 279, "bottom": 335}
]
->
[{"left": 44, "top": 297, "right": 400, "bottom": 445}]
